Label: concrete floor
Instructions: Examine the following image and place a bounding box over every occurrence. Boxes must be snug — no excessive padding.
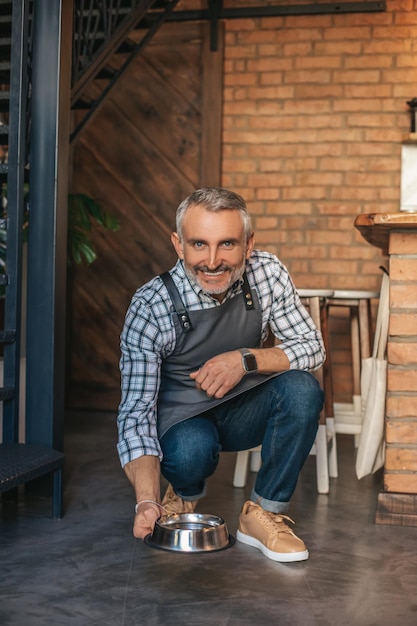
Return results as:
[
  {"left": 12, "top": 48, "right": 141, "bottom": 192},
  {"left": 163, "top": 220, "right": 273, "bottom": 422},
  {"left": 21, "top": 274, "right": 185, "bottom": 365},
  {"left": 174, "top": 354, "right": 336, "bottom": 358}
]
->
[{"left": 1, "top": 411, "right": 417, "bottom": 626}]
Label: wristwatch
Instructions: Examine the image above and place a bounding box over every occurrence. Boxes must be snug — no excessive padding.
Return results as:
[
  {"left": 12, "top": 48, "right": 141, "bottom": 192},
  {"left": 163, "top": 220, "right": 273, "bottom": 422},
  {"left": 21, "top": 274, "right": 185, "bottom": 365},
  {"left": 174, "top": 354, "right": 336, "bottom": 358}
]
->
[{"left": 239, "top": 348, "right": 258, "bottom": 373}]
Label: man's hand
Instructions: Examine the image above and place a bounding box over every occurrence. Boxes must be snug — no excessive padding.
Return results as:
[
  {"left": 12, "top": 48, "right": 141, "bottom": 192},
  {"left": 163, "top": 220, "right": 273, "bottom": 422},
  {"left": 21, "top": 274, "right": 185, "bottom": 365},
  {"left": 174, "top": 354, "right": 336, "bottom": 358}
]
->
[
  {"left": 133, "top": 502, "right": 162, "bottom": 540},
  {"left": 123, "top": 455, "right": 162, "bottom": 540},
  {"left": 190, "top": 350, "right": 245, "bottom": 399}
]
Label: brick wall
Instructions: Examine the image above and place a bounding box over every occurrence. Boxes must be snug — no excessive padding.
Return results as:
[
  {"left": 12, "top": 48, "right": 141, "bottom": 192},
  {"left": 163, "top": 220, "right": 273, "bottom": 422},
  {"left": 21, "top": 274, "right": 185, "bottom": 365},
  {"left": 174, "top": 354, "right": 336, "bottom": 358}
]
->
[
  {"left": 386, "top": 232, "right": 417, "bottom": 494},
  {"left": 216, "top": 0, "right": 417, "bottom": 400}
]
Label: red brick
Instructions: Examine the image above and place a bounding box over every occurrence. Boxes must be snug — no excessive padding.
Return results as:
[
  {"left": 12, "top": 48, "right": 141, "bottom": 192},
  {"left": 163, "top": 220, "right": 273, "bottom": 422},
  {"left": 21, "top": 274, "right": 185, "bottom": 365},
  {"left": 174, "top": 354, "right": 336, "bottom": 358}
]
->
[
  {"left": 386, "top": 395, "right": 417, "bottom": 418},
  {"left": 249, "top": 116, "right": 296, "bottom": 130},
  {"left": 285, "top": 15, "right": 333, "bottom": 28},
  {"left": 388, "top": 342, "right": 417, "bottom": 365},
  {"left": 389, "top": 313, "right": 417, "bottom": 336},
  {"left": 363, "top": 40, "right": 413, "bottom": 54},
  {"left": 346, "top": 113, "right": 398, "bottom": 128},
  {"left": 247, "top": 173, "right": 294, "bottom": 187},
  {"left": 383, "top": 68, "right": 417, "bottom": 83},
  {"left": 389, "top": 232, "right": 417, "bottom": 254},
  {"left": 236, "top": 30, "right": 281, "bottom": 44},
  {"left": 285, "top": 70, "right": 332, "bottom": 84},
  {"left": 344, "top": 84, "right": 392, "bottom": 98},
  {"left": 334, "top": 70, "right": 381, "bottom": 85},
  {"left": 294, "top": 85, "right": 344, "bottom": 99},
  {"left": 256, "top": 217, "right": 279, "bottom": 230},
  {"left": 248, "top": 144, "right": 297, "bottom": 158},
  {"left": 247, "top": 86, "right": 295, "bottom": 99},
  {"left": 281, "top": 42, "right": 312, "bottom": 56},
  {"left": 259, "top": 158, "right": 317, "bottom": 172},
  {"left": 384, "top": 474, "right": 417, "bottom": 494},
  {"left": 224, "top": 18, "right": 257, "bottom": 32},
  {"left": 265, "top": 202, "right": 311, "bottom": 214},
  {"left": 256, "top": 188, "right": 280, "bottom": 201},
  {"left": 247, "top": 58, "right": 292, "bottom": 72},
  {"left": 373, "top": 26, "right": 417, "bottom": 39},
  {"left": 388, "top": 368, "right": 417, "bottom": 392},
  {"left": 390, "top": 284, "right": 417, "bottom": 309},
  {"left": 225, "top": 45, "right": 257, "bottom": 59},
  {"left": 344, "top": 56, "right": 393, "bottom": 69},
  {"left": 386, "top": 420, "right": 417, "bottom": 444},
  {"left": 385, "top": 447, "right": 417, "bottom": 472},
  {"left": 390, "top": 257, "right": 417, "bottom": 281},
  {"left": 279, "top": 245, "right": 328, "bottom": 259},
  {"left": 345, "top": 172, "right": 396, "bottom": 187},
  {"left": 259, "top": 73, "right": 285, "bottom": 86},
  {"left": 394, "top": 12, "right": 417, "bottom": 26},
  {"left": 346, "top": 142, "right": 395, "bottom": 155},
  {"left": 295, "top": 56, "right": 341, "bottom": 69},
  {"left": 323, "top": 26, "right": 372, "bottom": 40},
  {"left": 334, "top": 99, "right": 383, "bottom": 113},
  {"left": 224, "top": 73, "right": 258, "bottom": 87},
  {"left": 397, "top": 53, "right": 417, "bottom": 66},
  {"left": 222, "top": 159, "right": 257, "bottom": 173},
  {"left": 314, "top": 41, "right": 362, "bottom": 55},
  {"left": 259, "top": 23, "right": 322, "bottom": 41}
]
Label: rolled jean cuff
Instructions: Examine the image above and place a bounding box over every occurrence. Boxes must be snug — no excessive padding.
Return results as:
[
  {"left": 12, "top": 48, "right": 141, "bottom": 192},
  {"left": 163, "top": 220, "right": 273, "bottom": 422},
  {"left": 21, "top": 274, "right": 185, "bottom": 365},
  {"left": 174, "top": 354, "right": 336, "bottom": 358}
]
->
[
  {"left": 177, "top": 481, "right": 207, "bottom": 502},
  {"left": 251, "top": 488, "right": 290, "bottom": 514}
]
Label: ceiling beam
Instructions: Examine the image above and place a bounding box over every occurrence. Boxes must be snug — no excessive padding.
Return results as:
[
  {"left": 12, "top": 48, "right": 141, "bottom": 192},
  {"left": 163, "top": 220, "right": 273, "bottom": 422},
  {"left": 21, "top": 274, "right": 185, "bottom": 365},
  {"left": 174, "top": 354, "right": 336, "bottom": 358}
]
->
[
  {"left": 163, "top": 1, "right": 386, "bottom": 22},
  {"left": 145, "top": 1, "right": 387, "bottom": 51}
]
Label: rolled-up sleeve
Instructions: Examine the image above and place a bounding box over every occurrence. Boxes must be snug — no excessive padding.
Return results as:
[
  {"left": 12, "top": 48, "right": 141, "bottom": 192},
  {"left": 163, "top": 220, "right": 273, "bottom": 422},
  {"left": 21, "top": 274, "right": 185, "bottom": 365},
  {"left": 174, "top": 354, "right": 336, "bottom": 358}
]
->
[
  {"left": 117, "top": 294, "right": 173, "bottom": 467},
  {"left": 267, "top": 267, "right": 325, "bottom": 372}
]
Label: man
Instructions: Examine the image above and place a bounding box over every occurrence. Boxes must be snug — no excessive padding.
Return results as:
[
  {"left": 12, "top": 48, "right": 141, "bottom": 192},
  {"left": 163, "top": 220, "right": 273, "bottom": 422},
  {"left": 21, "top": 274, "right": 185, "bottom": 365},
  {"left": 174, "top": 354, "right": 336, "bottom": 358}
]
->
[{"left": 117, "top": 187, "right": 325, "bottom": 562}]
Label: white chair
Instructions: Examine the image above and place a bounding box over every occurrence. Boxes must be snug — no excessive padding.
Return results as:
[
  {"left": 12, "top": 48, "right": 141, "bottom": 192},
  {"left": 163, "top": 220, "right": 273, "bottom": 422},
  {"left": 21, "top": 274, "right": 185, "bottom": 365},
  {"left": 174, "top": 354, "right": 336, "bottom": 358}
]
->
[
  {"left": 233, "top": 289, "right": 338, "bottom": 495},
  {"left": 328, "top": 289, "right": 379, "bottom": 445}
]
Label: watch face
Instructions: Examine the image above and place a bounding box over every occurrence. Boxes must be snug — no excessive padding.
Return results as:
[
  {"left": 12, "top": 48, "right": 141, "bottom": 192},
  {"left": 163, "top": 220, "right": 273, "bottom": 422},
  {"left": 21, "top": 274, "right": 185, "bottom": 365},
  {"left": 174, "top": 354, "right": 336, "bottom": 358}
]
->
[{"left": 244, "top": 353, "right": 257, "bottom": 372}]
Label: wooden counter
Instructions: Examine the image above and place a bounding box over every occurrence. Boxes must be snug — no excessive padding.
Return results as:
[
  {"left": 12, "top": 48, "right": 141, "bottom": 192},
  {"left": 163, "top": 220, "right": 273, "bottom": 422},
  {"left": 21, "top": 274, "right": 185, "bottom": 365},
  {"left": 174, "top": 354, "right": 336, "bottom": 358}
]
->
[
  {"left": 355, "top": 211, "right": 417, "bottom": 256},
  {"left": 355, "top": 212, "right": 417, "bottom": 527}
]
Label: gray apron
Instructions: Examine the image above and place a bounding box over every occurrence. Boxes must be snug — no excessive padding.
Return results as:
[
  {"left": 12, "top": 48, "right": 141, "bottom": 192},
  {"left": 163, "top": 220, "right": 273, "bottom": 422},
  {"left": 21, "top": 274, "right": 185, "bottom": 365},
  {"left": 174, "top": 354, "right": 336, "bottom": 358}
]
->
[{"left": 157, "top": 272, "right": 278, "bottom": 438}]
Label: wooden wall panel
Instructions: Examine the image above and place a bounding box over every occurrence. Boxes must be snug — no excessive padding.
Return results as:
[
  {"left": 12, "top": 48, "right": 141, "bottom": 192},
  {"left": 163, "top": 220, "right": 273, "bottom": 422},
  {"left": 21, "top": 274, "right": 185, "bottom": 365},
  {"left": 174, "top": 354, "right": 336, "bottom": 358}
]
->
[{"left": 68, "top": 22, "right": 223, "bottom": 411}]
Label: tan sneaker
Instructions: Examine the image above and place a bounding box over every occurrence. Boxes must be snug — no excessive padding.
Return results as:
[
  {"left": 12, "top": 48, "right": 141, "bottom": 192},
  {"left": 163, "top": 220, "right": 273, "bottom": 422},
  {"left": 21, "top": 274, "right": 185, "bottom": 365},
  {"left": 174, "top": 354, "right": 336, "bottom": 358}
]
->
[
  {"left": 236, "top": 501, "right": 309, "bottom": 562},
  {"left": 161, "top": 483, "right": 199, "bottom": 515}
]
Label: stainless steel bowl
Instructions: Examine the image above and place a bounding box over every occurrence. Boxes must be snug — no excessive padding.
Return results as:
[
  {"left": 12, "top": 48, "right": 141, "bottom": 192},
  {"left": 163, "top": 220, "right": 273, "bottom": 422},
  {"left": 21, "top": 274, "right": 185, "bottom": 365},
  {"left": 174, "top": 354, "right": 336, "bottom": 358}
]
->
[{"left": 144, "top": 512, "right": 234, "bottom": 553}]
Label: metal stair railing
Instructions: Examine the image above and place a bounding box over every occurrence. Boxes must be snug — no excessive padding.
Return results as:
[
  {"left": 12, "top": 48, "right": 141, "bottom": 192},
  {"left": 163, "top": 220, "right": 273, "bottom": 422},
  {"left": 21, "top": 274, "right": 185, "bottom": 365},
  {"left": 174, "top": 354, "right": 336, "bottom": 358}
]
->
[
  {"left": 1, "top": 0, "right": 27, "bottom": 442},
  {"left": 72, "top": 0, "right": 155, "bottom": 100},
  {"left": 0, "top": 0, "right": 64, "bottom": 519},
  {"left": 70, "top": 0, "right": 180, "bottom": 143}
]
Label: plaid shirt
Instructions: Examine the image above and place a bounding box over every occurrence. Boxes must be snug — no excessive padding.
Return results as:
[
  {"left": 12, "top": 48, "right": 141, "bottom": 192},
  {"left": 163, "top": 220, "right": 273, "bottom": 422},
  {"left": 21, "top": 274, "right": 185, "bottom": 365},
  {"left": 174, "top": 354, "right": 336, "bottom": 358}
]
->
[{"left": 117, "top": 249, "right": 325, "bottom": 467}]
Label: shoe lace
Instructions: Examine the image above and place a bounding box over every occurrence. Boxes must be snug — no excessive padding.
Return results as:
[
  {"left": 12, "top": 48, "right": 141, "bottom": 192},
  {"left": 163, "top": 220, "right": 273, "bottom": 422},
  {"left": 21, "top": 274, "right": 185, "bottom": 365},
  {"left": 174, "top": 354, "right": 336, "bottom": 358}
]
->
[{"left": 256, "top": 508, "right": 298, "bottom": 537}]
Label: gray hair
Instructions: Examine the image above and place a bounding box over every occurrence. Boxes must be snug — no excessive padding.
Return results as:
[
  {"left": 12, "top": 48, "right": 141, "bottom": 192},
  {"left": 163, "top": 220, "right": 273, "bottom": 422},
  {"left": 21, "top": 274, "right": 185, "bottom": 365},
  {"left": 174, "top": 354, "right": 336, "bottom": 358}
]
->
[{"left": 175, "top": 187, "right": 253, "bottom": 242}]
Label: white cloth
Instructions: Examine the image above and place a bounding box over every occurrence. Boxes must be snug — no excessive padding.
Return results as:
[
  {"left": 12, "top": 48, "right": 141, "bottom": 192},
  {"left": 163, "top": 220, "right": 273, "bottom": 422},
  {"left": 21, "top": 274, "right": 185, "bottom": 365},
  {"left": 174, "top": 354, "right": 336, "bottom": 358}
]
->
[{"left": 356, "top": 271, "right": 389, "bottom": 480}]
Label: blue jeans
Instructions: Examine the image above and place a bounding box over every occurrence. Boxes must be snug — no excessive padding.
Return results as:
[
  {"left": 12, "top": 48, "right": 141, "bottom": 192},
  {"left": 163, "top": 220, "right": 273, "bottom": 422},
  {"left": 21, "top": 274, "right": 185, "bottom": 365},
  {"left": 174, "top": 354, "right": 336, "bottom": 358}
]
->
[{"left": 160, "top": 370, "right": 323, "bottom": 513}]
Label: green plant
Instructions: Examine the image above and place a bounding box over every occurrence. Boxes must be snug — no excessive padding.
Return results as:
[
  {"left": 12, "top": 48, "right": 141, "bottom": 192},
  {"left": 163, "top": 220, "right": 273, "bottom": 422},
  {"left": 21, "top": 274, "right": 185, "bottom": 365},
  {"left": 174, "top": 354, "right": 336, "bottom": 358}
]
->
[
  {"left": 67, "top": 193, "right": 120, "bottom": 266},
  {"left": 0, "top": 190, "right": 120, "bottom": 273}
]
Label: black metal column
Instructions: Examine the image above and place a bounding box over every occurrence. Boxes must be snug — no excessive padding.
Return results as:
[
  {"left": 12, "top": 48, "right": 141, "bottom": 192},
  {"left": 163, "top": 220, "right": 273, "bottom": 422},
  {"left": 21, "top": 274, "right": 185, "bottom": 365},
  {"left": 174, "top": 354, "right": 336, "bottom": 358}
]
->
[
  {"left": 2, "top": 0, "right": 29, "bottom": 443},
  {"left": 26, "top": 0, "right": 73, "bottom": 451}
]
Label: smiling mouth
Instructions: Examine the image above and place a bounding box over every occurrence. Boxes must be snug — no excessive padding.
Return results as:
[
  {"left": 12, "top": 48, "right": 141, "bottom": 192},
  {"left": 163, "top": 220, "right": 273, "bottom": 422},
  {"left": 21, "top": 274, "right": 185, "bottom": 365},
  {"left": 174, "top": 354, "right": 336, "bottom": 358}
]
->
[
  {"left": 202, "top": 270, "right": 226, "bottom": 277},
  {"left": 195, "top": 265, "right": 231, "bottom": 278}
]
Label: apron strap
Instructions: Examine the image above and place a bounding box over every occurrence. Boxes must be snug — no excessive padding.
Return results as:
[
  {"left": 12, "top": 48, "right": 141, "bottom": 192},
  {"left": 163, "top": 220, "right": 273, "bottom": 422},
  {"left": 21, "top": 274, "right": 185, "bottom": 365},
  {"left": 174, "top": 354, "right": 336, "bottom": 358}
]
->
[
  {"left": 242, "top": 273, "right": 255, "bottom": 310},
  {"left": 160, "top": 272, "right": 193, "bottom": 333},
  {"left": 160, "top": 270, "right": 256, "bottom": 331}
]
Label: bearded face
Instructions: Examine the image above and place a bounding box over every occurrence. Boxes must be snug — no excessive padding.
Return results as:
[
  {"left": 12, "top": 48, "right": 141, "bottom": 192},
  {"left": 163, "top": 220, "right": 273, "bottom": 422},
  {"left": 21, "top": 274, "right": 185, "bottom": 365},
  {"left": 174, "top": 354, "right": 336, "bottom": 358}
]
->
[{"left": 171, "top": 205, "right": 254, "bottom": 302}]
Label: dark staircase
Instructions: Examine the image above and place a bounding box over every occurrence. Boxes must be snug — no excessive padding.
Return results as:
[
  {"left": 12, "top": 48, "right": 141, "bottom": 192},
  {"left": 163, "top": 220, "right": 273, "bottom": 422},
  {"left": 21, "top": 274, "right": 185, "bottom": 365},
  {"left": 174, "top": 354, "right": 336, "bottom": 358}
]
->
[
  {"left": 0, "top": 0, "right": 64, "bottom": 518},
  {"left": 70, "top": 0, "right": 181, "bottom": 142}
]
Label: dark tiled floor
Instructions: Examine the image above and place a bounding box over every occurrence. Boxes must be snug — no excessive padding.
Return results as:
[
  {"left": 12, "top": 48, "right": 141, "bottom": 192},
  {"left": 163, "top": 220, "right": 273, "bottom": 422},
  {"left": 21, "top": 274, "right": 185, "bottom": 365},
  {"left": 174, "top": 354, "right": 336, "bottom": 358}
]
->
[{"left": 1, "top": 412, "right": 417, "bottom": 626}]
